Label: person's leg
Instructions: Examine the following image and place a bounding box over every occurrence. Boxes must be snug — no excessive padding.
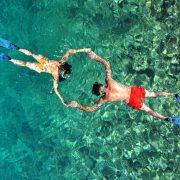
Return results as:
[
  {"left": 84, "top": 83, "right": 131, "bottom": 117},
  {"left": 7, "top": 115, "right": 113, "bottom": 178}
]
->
[
  {"left": 19, "top": 48, "right": 44, "bottom": 62},
  {"left": 145, "top": 90, "right": 174, "bottom": 98},
  {"left": 10, "top": 59, "right": 26, "bottom": 66},
  {"left": 140, "top": 103, "right": 168, "bottom": 120},
  {"left": 0, "top": 38, "right": 44, "bottom": 62},
  {"left": 10, "top": 59, "right": 41, "bottom": 73}
]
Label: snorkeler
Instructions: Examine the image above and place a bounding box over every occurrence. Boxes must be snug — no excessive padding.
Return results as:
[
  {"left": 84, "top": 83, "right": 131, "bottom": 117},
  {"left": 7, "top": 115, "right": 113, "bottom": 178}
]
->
[
  {"left": 0, "top": 38, "right": 90, "bottom": 106},
  {"left": 69, "top": 49, "right": 180, "bottom": 125}
]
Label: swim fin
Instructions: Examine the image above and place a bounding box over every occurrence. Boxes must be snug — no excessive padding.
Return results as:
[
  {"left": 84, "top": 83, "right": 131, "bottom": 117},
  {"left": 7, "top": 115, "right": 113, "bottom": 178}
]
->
[
  {"left": 0, "top": 38, "right": 19, "bottom": 50},
  {"left": 0, "top": 52, "right": 11, "bottom": 61},
  {"left": 169, "top": 116, "right": 180, "bottom": 125},
  {"left": 175, "top": 94, "right": 180, "bottom": 103}
]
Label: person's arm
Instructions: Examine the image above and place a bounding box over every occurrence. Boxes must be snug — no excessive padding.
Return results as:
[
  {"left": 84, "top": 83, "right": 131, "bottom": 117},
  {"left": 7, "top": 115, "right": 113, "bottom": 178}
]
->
[
  {"left": 69, "top": 99, "right": 104, "bottom": 112},
  {"left": 60, "top": 48, "right": 91, "bottom": 64},
  {"left": 61, "top": 49, "right": 111, "bottom": 79},
  {"left": 53, "top": 76, "right": 69, "bottom": 106},
  {"left": 88, "top": 51, "right": 112, "bottom": 80}
]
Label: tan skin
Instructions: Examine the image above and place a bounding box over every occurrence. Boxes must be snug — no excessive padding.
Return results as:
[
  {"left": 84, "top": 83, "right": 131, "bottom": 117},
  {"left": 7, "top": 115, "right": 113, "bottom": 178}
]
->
[
  {"left": 69, "top": 50, "right": 174, "bottom": 120},
  {"left": 9, "top": 48, "right": 91, "bottom": 106}
]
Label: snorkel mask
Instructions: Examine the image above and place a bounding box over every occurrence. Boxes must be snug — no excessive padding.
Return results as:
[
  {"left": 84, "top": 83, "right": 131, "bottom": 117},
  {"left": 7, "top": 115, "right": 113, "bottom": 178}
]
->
[
  {"left": 61, "top": 71, "right": 70, "bottom": 79},
  {"left": 99, "top": 85, "right": 106, "bottom": 95}
]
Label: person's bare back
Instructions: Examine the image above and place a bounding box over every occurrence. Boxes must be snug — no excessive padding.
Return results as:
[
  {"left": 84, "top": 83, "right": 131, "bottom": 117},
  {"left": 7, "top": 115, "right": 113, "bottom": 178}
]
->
[{"left": 103, "top": 78, "right": 131, "bottom": 103}]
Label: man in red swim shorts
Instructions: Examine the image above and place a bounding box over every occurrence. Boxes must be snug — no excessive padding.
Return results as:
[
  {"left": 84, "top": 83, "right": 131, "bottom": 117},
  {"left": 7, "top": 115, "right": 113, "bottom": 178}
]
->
[
  {"left": 128, "top": 86, "right": 146, "bottom": 110},
  {"left": 69, "top": 49, "right": 179, "bottom": 124}
]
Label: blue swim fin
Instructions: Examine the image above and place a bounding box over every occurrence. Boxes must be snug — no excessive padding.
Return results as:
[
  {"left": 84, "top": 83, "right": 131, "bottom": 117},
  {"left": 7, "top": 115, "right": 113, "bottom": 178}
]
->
[
  {"left": 0, "top": 38, "right": 19, "bottom": 50},
  {"left": 169, "top": 116, "right": 180, "bottom": 125},
  {"left": 0, "top": 52, "right": 11, "bottom": 61},
  {"left": 175, "top": 94, "right": 180, "bottom": 103}
]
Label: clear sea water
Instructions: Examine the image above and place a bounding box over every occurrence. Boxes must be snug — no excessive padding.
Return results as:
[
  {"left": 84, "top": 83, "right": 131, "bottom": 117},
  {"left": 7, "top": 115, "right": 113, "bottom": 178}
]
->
[{"left": 0, "top": 0, "right": 179, "bottom": 179}]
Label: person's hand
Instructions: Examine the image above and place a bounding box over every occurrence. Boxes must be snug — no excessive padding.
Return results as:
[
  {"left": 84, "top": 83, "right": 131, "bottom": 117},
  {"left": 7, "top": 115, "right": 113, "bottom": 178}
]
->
[
  {"left": 84, "top": 48, "right": 91, "bottom": 52},
  {"left": 69, "top": 101, "right": 78, "bottom": 108},
  {"left": 68, "top": 49, "right": 75, "bottom": 53}
]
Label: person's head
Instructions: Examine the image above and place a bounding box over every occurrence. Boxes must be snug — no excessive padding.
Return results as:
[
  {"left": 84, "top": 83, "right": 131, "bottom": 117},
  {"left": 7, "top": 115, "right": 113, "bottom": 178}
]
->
[
  {"left": 59, "top": 62, "right": 72, "bottom": 81},
  {"left": 92, "top": 82, "right": 106, "bottom": 96}
]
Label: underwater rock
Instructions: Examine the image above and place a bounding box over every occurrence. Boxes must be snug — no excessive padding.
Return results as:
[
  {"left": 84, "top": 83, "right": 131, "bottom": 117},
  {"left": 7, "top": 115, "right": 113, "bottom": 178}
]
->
[
  {"left": 101, "top": 152, "right": 109, "bottom": 159},
  {"left": 162, "top": 48, "right": 177, "bottom": 58},
  {"left": 166, "top": 32, "right": 178, "bottom": 46},
  {"left": 79, "top": 146, "right": 89, "bottom": 155},
  {"left": 84, "top": 155, "right": 96, "bottom": 170},
  {"left": 89, "top": 143, "right": 101, "bottom": 159},
  {"left": 58, "top": 156, "right": 70, "bottom": 170},
  {"left": 98, "top": 121, "right": 113, "bottom": 138},
  {"left": 132, "top": 56, "right": 149, "bottom": 71},
  {"left": 102, "top": 166, "right": 115, "bottom": 179},
  {"left": 156, "top": 41, "right": 165, "bottom": 54},
  {"left": 146, "top": 1, "right": 151, "bottom": 8},
  {"left": 133, "top": 34, "right": 143, "bottom": 42}
]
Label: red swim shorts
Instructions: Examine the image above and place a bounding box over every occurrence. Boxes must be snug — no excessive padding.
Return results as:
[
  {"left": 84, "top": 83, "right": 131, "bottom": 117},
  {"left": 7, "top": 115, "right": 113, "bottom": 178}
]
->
[{"left": 128, "top": 86, "right": 146, "bottom": 110}]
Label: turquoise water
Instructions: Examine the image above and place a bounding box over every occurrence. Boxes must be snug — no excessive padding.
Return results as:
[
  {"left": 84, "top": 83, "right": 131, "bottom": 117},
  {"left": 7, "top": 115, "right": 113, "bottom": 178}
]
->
[{"left": 0, "top": 0, "right": 179, "bottom": 179}]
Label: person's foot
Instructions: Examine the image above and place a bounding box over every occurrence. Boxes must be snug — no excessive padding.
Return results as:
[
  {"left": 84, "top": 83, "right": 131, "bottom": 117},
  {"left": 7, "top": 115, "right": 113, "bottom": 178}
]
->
[
  {"left": 9, "top": 43, "right": 19, "bottom": 50},
  {"left": 0, "top": 38, "right": 19, "bottom": 50},
  {"left": 165, "top": 116, "right": 180, "bottom": 125},
  {"left": 0, "top": 52, "right": 11, "bottom": 61},
  {"left": 175, "top": 94, "right": 180, "bottom": 102}
]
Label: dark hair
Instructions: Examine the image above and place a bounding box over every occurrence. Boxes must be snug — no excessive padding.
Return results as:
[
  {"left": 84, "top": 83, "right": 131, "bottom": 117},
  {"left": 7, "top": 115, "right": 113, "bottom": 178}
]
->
[
  {"left": 92, "top": 82, "right": 104, "bottom": 96},
  {"left": 59, "top": 62, "right": 72, "bottom": 82},
  {"left": 61, "top": 62, "right": 72, "bottom": 74}
]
